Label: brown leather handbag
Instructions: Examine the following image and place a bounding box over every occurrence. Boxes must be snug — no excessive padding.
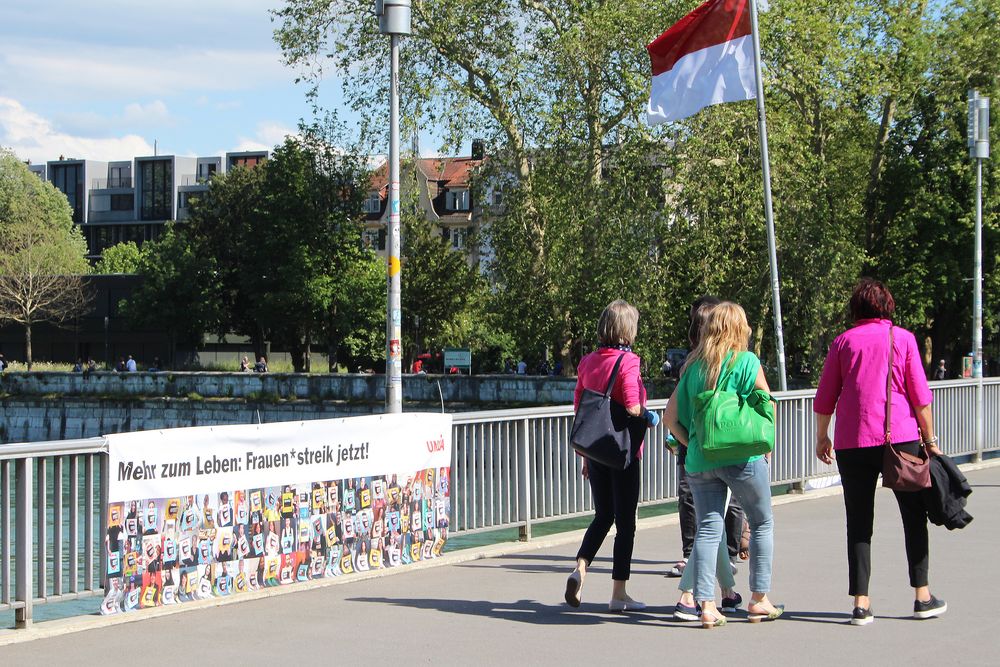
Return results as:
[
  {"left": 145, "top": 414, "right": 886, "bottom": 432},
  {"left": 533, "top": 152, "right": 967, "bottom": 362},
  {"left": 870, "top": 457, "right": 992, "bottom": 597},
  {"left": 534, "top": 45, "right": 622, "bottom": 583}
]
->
[{"left": 881, "top": 325, "right": 932, "bottom": 492}]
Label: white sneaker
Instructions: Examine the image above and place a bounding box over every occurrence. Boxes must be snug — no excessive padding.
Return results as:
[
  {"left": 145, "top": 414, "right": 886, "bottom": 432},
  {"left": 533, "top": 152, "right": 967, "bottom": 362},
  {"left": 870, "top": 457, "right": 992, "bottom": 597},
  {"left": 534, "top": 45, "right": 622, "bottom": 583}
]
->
[{"left": 609, "top": 596, "right": 646, "bottom": 612}]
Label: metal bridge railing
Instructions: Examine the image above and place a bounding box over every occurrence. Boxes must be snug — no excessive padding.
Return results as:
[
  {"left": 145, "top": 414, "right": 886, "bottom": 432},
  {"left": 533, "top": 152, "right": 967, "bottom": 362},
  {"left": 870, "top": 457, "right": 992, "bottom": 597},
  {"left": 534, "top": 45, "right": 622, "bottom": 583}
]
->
[
  {"left": 2, "top": 380, "right": 997, "bottom": 628},
  {"left": 0, "top": 438, "right": 108, "bottom": 628}
]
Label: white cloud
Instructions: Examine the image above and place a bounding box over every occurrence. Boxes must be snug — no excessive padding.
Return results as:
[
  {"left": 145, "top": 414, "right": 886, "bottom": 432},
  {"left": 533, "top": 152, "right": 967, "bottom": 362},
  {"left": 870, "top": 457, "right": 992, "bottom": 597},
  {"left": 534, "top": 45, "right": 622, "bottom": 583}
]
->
[
  {"left": 1, "top": 41, "right": 291, "bottom": 102},
  {"left": 232, "top": 121, "right": 299, "bottom": 152},
  {"left": 122, "top": 100, "right": 172, "bottom": 126},
  {"left": 52, "top": 100, "right": 174, "bottom": 136},
  {"left": 0, "top": 97, "right": 153, "bottom": 164}
]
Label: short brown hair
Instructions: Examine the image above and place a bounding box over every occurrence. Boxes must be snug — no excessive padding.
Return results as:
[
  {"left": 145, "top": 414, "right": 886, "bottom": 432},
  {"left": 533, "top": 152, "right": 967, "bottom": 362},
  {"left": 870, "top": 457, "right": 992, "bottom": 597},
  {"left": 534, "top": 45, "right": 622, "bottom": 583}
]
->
[
  {"left": 849, "top": 278, "right": 895, "bottom": 321},
  {"left": 597, "top": 300, "right": 639, "bottom": 347}
]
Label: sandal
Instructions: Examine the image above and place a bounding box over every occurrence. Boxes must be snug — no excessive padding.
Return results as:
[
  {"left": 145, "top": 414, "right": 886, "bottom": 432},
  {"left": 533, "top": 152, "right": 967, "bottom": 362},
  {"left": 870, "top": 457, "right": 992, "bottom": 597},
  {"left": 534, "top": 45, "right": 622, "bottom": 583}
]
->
[
  {"left": 701, "top": 610, "right": 727, "bottom": 629},
  {"left": 747, "top": 603, "right": 784, "bottom": 623},
  {"left": 666, "top": 559, "right": 687, "bottom": 577}
]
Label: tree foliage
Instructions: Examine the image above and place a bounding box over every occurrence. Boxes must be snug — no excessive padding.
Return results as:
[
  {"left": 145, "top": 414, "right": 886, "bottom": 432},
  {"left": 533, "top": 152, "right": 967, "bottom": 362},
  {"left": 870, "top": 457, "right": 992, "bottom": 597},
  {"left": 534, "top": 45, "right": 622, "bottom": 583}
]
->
[
  {"left": 275, "top": 0, "right": 1000, "bottom": 382},
  {"left": 95, "top": 241, "right": 147, "bottom": 274},
  {"left": 0, "top": 151, "right": 91, "bottom": 368},
  {"left": 125, "top": 137, "right": 384, "bottom": 372}
]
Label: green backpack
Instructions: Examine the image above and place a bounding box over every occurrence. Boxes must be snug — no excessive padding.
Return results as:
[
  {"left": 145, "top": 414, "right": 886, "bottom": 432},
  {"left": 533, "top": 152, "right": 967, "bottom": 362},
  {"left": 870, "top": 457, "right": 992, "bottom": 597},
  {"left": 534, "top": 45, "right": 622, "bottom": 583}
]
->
[{"left": 692, "top": 356, "right": 775, "bottom": 463}]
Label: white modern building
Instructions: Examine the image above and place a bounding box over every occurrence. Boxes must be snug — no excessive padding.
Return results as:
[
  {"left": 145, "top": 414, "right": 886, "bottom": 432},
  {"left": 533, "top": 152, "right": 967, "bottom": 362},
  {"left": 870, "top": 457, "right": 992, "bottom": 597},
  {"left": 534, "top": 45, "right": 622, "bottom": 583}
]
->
[{"left": 35, "top": 150, "right": 269, "bottom": 260}]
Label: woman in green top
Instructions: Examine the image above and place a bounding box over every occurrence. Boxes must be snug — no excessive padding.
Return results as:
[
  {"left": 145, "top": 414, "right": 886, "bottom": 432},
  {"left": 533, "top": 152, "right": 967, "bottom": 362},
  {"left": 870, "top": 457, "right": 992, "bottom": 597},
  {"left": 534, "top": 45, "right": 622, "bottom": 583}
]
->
[{"left": 664, "top": 302, "right": 782, "bottom": 628}]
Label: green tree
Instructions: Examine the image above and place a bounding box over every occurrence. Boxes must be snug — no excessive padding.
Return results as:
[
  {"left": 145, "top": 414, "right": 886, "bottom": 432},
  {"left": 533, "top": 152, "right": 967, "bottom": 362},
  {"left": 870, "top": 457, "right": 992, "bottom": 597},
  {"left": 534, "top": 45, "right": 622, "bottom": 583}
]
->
[
  {"left": 0, "top": 151, "right": 91, "bottom": 368},
  {"left": 400, "top": 190, "right": 483, "bottom": 365},
  {"left": 274, "top": 1, "right": 677, "bottom": 373},
  {"left": 326, "top": 251, "right": 385, "bottom": 372},
  {"left": 873, "top": 0, "right": 1000, "bottom": 372},
  {"left": 246, "top": 136, "right": 378, "bottom": 371},
  {"left": 126, "top": 136, "right": 381, "bottom": 372},
  {"left": 121, "top": 225, "right": 223, "bottom": 366},
  {"left": 94, "top": 241, "right": 147, "bottom": 274},
  {"left": 275, "top": 0, "right": 999, "bottom": 383}
]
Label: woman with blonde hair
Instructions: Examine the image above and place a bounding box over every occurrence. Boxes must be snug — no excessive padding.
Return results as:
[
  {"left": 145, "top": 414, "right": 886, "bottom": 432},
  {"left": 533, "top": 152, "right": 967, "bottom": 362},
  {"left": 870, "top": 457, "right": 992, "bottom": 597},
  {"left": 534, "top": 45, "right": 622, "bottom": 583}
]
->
[
  {"left": 565, "top": 299, "right": 658, "bottom": 612},
  {"left": 664, "top": 302, "right": 781, "bottom": 627}
]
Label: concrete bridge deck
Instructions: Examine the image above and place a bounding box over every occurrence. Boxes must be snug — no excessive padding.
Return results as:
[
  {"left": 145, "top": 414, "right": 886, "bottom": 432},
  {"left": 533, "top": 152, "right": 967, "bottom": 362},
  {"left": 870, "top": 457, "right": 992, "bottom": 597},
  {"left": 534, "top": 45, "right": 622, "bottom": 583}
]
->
[{"left": 2, "top": 464, "right": 997, "bottom": 666}]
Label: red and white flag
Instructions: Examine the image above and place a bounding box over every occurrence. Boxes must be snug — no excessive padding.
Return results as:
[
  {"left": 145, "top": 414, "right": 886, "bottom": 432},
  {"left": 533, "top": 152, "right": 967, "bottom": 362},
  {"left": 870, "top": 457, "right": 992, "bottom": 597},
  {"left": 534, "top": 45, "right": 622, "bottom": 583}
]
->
[{"left": 646, "top": 0, "right": 756, "bottom": 124}]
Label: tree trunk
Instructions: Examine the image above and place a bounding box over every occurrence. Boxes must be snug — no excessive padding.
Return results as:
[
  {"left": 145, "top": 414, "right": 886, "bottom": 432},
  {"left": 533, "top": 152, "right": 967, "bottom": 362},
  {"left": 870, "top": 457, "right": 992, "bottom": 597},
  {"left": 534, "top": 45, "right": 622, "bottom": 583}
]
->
[
  {"left": 289, "top": 341, "right": 305, "bottom": 373},
  {"left": 25, "top": 322, "right": 33, "bottom": 370},
  {"left": 863, "top": 95, "right": 896, "bottom": 265},
  {"left": 304, "top": 330, "right": 311, "bottom": 373}
]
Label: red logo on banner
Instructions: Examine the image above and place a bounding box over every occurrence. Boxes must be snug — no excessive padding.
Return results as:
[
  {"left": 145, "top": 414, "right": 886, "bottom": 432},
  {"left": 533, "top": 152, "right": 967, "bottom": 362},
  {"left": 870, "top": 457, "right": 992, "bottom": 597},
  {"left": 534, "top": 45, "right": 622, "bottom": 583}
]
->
[{"left": 426, "top": 435, "right": 445, "bottom": 452}]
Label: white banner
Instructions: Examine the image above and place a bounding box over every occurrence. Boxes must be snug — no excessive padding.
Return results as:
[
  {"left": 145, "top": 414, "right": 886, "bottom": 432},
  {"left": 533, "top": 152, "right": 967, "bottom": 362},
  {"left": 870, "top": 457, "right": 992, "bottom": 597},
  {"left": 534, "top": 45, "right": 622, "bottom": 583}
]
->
[{"left": 101, "top": 413, "right": 453, "bottom": 614}]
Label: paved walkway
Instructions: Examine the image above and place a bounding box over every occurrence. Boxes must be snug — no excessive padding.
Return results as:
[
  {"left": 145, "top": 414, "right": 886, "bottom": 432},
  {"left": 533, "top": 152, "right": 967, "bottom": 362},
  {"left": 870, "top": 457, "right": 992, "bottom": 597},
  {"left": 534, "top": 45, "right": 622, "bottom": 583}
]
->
[{"left": 2, "top": 465, "right": 998, "bottom": 666}]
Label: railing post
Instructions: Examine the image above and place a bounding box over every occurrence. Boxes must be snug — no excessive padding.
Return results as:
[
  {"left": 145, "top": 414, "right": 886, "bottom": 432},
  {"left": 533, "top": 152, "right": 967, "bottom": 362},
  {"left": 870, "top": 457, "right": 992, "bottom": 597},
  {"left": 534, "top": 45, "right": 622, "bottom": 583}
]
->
[
  {"left": 974, "top": 378, "right": 984, "bottom": 463},
  {"left": 15, "top": 456, "right": 33, "bottom": 628},
  {"left": 517, "top": 418, "right": 532, "bottom": 542},
  {"left": 100, "top": 453, "right": 110, "bottom": 590},
  {"left": 790, "top": 397, "right": 806, "bottom": 493}
]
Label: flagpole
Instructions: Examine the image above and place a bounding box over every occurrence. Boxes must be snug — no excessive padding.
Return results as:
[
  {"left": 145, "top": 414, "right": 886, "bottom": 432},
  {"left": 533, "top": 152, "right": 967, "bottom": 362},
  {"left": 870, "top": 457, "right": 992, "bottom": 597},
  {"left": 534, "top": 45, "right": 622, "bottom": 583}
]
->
[{"left": 748, "top": 0, "right": 787, "bottom": 391}]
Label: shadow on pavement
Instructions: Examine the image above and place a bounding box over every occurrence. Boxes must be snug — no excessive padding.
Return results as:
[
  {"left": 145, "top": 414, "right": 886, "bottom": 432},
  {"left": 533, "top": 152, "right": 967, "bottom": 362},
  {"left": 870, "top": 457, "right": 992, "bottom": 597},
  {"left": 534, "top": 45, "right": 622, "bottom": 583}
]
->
[{"left": 346, "top": 596, "right": 705, "bottom": 627}]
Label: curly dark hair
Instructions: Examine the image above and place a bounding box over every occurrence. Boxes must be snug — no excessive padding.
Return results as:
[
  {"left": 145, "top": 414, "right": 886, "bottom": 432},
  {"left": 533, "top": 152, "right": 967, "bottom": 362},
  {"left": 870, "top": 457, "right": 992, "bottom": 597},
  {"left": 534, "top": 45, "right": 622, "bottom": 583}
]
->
[{"left": 849, "top": 278, "right": 895, "bottom": 321}]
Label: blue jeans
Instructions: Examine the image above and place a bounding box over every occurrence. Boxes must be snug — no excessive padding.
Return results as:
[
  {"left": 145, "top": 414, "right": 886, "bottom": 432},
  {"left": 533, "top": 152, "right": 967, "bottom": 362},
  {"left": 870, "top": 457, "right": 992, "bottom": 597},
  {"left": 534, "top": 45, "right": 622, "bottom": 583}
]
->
[
  {"left": 679, "top": 488, "right": 735, "bottom": 594},
  {"left": 688, "top": 458, "right": 774, "bottom": 602}
]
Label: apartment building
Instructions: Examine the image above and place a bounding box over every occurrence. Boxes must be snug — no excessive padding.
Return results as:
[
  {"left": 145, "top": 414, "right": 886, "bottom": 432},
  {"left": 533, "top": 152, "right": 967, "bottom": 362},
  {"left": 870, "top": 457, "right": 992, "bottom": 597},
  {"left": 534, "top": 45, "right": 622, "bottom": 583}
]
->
[
  {"left": 35, "top": 150, "right": 268, "bottom": 260},
  {"left": 35, "top": 143, "right": 493, "bottom": 265},
  {"left": 364, "top": 140, "right": 493, "bottom": 267}
]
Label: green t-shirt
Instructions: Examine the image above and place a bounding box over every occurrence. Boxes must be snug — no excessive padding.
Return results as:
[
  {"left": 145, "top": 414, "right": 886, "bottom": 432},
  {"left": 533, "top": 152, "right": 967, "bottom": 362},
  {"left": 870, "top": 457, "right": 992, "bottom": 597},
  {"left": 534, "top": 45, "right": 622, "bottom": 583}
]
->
[{"left": 677, "top": 351, "right": 763, "bottom": 474}]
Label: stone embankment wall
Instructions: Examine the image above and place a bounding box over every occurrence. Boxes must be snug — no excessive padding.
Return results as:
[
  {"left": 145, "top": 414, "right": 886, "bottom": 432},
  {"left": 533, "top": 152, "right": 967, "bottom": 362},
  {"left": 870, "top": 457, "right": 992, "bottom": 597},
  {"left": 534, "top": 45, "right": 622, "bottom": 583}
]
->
[
  {"left": 0, "top": 397, "right": 378, "bottom": 444},
  {"left": 0, "top": 372, "right": 674, "bottom": 444},
  {"left": 0, "top": 371, "right": 580, "bottom": 404}
]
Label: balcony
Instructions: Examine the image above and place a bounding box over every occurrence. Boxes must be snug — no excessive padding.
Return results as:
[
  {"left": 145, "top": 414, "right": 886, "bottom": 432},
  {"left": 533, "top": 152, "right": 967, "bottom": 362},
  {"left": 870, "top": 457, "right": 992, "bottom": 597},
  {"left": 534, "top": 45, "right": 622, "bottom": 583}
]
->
[
  {"left": 91, "top": 176, "right": 133, "bottom": 189},
  {"left": 180, "top": 174, "right": 214, "bottom": 186}
]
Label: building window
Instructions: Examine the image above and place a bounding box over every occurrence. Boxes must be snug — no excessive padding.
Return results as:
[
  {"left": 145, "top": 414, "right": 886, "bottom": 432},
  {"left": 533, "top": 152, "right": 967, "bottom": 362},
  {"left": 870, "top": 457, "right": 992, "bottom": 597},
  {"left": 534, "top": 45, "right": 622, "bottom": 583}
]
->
[
  {"left": 124, "top": 225, "right": 145, "bottom": 245},
  {"left": 362, "top": 228, "right": 386, "bottom": 251},
  {"left": 51, "top": 164, "right": 84, "bottom": 223},
  {"left": 230, "top": 156, "right": 263, "bottom": 169},
  {"left": 450, "top": 226, "right": 469, "bottom": 250},
  {"left": 178, "top": 192, "right": 197, "bottom": 209},
  {"left": 198, "top": 163, "right": 218, "bottom": 181},
  {"left": 492, "top": 186, "right": 503, "bottom": 208},
  {"left": 90, "top": 195, "right": 110, "bottom": 212},
  {"left": 108, "top": 166, "right": 130, "bottom": 188},
  {"left": 363, "top": 192, "right": 382, "bottom": 214},
  {"left": 111, "top": 194, "right": 133, "bottom": 211},
  {"left": 446, "top": 189, "right": 469, "bottom": 211},
  {"left": 140, "top": 160, "right": 172, "bottom": 220}
]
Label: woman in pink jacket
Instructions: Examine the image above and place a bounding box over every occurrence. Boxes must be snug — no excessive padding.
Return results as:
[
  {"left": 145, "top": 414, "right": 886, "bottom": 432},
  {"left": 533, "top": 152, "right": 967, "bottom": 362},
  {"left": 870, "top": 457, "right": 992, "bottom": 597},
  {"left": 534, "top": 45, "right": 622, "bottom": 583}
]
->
[
  {"left": 564, "top": 300, "right": 658, "bottom": 612},
  {"left": 815, "top": 278, "right": 945, "bottom": 626}
]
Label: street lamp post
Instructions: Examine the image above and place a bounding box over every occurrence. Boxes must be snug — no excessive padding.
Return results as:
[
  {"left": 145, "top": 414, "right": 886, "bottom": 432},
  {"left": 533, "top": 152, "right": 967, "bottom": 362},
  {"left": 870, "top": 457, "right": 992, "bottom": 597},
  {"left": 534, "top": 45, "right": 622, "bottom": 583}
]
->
[
  {"left": 968, "top": 90, "right": 990, "bottom": 458},
  {"left": 377, "top": 0, "right": 411, "bottom": 413}
]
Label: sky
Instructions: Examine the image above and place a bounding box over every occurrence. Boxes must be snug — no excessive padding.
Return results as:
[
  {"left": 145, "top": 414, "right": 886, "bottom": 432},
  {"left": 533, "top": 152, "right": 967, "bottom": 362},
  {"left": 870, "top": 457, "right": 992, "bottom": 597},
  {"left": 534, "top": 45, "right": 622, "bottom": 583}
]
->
[{"left": 0, "top": 1, "right": 357, "bottom": 165}]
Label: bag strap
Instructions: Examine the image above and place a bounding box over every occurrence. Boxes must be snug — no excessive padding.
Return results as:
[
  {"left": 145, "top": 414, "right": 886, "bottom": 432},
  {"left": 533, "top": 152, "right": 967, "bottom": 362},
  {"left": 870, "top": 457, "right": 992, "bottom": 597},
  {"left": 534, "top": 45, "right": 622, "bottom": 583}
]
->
[
  {"left": 602, "top": 353, "right": 627, "bottom": 399},
  {"left": 884, "top": 325, "right": 894, "bottom": 444},
  {"left": 711, "top": 351, "right": 737, "bottom": 396}
]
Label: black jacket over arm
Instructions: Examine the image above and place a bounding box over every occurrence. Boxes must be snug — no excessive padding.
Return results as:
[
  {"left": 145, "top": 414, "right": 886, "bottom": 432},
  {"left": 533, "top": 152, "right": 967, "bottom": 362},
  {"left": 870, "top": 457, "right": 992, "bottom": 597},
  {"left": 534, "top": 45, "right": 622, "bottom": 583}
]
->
[{"left": 920, "top": 454, "right": 973, "bottom": 530}]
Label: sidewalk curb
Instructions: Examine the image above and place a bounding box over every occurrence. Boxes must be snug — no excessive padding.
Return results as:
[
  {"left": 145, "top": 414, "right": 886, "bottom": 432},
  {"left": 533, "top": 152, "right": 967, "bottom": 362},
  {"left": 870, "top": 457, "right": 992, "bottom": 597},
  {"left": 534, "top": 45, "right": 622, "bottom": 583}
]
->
[{"left": 2, "top": 458, "right": 996, "bottom": 647}]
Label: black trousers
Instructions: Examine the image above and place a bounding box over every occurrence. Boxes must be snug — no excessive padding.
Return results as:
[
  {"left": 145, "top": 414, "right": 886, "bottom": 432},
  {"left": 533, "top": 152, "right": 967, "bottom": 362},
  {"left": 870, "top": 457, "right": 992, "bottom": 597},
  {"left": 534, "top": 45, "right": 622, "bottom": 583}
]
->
[
  {"left": 835, "top": 442, "right": 930, "bottom": 596},
  {"left": 678, "top": 463, "right": 745, "bottom": 560},
  {"left": 577, "top": 459, "right": 641, "bottom": 580}
]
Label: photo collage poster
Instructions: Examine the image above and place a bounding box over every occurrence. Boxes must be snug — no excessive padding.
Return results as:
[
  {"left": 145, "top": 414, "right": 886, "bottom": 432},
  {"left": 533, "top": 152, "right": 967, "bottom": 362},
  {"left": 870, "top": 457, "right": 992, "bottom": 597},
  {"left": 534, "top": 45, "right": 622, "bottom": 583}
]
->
[{"left": 101, "top": 414, "right": 452, "bottom": 614}]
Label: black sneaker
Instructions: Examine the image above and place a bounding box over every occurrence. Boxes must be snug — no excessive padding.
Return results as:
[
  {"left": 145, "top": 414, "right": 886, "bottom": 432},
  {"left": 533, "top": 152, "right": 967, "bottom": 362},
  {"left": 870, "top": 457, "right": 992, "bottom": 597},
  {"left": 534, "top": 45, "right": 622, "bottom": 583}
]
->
[
  {"left": 850, "top": 606, "right": 874, "bottom": 626},
  {"left": 673, "top": 601, "right": 702, "bottom": 621},
  {"left": 721, "top": 592, "right": 743, "bottom": 612},
  {"left": 914, "top": 596, "right": 947, "bottom": 619}
]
